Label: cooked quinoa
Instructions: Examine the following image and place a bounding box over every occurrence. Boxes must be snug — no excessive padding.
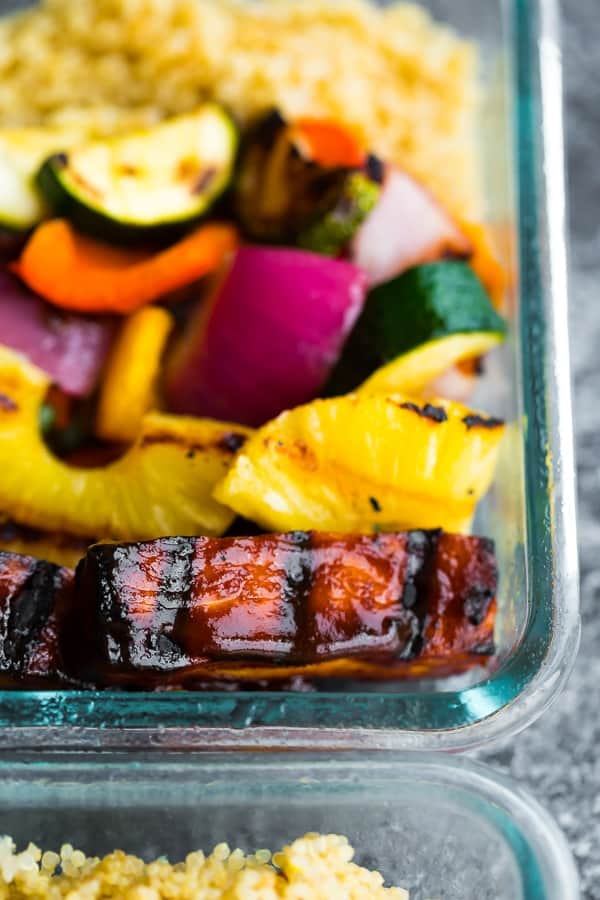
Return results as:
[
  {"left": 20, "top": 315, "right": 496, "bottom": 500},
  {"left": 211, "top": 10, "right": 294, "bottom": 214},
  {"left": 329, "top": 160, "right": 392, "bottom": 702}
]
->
[
  {"left": 0, "top": 833, "right": 408, "bottom": 899},
  {"left": 0, "top": 0, "right": 480, "bottom": 217}
]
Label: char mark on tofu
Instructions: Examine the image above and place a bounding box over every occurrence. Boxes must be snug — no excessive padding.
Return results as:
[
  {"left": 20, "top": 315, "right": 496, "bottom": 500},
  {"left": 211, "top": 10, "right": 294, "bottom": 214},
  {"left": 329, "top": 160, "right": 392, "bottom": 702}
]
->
[{"left": 0, "top": 551, "right": 74, "bottom": 684}]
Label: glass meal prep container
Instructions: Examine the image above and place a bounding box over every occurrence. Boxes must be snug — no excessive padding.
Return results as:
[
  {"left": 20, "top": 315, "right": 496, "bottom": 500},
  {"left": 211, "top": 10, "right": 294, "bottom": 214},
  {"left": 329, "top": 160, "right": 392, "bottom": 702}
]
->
[
  {"left": 0, "top": 0, "right": 579, "bottom": 751},
  {"left": 0, "top": 751, "right": 580, "bottom": 900}
]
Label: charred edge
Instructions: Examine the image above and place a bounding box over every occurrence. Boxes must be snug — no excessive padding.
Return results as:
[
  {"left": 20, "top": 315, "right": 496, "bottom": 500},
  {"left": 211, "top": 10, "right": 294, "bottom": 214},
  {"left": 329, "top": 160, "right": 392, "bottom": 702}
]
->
[
  {"left": 70, "top": 170, "right": 104, "bottom": 202},
  {"left": 400, "top": 402, "right": 448, "bottom": 424},
  {"left": 442, "top": 248, "right": 473, "bottom": 262},
  {"left": 138, "top": 538, "right": 195, "bottom": 672},
  {"left": 462, "top": 414, "right": 505, "bottom": 430},
  {"left": 218, "top": 432, "right": 248, "bottom": 454},
  {"left": 398, "top": 529, "right": 442, "bottom": 660},
  {"left": 193, "top": 167, "right": 217, "bottom": 195},
  {"left": 77, "top": 547, "right": 126, "bottom": 668},
  {"left": 4, "top": 560, "right": 56, "bottom": 670},
  {"left": 0, "top": 393, "right": 17, "bottom": 412},
  {"left": 463, "top": 584, "right": 495, "bottom": 626},
  {"left": 253, "top": 108, "right": 286, "bottom": 145},
  {"left": 140, "top": 432, "right": 247, "bottom": 454},
  {"left": 285, "top": 532, "right": 313, "bottom": 663},
  {"left": 365, "top": 153, "right": 385, "bottom": 184}
]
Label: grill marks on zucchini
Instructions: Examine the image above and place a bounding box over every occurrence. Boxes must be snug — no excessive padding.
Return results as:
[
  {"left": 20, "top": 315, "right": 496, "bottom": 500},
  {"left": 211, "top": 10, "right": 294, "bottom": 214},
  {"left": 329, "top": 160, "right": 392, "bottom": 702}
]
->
[{"left": 36, "top": 105, "right": 238, "bottom": 243}]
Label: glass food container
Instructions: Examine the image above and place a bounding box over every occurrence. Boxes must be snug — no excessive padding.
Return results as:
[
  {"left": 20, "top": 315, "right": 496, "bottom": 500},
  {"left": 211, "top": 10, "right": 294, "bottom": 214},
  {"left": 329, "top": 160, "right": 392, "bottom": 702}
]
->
[
  {"left": 0, "top": 0, "right": 579, "bottom": 751},
  {"left": 0, "top": 752, "right": 579, "bottom": 900}
]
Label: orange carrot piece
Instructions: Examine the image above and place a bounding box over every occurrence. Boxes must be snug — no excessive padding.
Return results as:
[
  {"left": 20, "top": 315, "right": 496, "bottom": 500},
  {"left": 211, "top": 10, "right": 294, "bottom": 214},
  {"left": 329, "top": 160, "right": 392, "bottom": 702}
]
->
[
  {"left": 460, "top": 221, "right": 508, "bottom": 311},
  {"left": 291, "top": 118, "right": 366, "bottom": 168},
  {"left": 11, "top": 220, "right": 239, "bottom": 315}
]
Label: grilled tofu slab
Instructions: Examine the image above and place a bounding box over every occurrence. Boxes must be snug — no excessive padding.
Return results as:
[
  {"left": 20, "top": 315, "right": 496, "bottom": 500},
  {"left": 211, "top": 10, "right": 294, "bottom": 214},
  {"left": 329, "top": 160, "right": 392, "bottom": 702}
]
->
[{"left": 67, "top": 530, "right": 497, "bottom": 686}]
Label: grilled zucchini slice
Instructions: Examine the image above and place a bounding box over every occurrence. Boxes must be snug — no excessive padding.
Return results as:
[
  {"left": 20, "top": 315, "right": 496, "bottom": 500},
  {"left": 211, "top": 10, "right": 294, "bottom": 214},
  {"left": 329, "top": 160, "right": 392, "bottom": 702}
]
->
[
  {"left": 37, "top": 105, "right": 238, "bottom": 243},
  {"left": 327, "top": 261, "right": 507, "bottom": 396},
  {"left": 0, "top": 127, "right": 87, "bottom": 231}
]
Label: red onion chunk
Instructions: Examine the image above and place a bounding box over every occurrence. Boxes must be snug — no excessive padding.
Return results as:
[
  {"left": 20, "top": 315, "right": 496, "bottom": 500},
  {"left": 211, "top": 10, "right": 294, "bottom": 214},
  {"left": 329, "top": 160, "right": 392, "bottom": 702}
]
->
[
  {"left": 0, "top": 268, "right": 114, "bottom": 396},
  {"left": 351, "top": 167, "right": 473, "bottom": 286},
  {"left": 167, "top": 246, "right": 367, "bottom": 426}
]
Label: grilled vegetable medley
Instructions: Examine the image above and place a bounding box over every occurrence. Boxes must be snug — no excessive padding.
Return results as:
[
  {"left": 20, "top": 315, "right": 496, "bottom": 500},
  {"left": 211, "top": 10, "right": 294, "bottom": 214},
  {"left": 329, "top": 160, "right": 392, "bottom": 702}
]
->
[{"left": 0, "top": 1, "right": 510, "bottom": 691}]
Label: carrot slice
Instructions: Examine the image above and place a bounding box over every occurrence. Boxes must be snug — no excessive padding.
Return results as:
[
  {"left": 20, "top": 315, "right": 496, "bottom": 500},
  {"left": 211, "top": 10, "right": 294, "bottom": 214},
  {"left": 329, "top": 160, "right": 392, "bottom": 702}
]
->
[
  {"left": 459, "top": 221, "right": 508, "bottom": 311},
  {"left": 11, "top": 220, "right": 238, "bottom": 315},
  {"left": 291, "top": 118, "right": 366, "bottom": 168}
]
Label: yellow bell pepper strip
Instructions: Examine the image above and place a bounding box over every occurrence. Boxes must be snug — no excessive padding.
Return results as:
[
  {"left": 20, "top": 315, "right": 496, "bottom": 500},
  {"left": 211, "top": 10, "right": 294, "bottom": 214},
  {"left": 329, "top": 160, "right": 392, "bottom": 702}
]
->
[
  {"left": 0, "top": 346, "right": 252, "bottom": 541},
  {"left": 96, "top": 306, "right": 174, "bottom": 444}
]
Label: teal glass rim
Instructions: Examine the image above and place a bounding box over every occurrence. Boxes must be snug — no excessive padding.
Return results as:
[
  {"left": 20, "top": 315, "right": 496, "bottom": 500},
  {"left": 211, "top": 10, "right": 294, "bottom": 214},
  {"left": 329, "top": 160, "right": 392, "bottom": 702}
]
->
[{"left": 0, "top": 0, "right": 579, "bottom": 751}]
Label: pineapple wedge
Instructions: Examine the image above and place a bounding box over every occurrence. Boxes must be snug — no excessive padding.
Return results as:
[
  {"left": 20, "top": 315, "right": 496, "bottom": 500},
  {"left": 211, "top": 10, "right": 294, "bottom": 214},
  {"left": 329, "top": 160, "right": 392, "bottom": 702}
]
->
[
  {"left": 214, "top": 393, "right": 505, "bottom": 534},
  {"left": 0, "top": 347, "right": 251, "bottom": 541}
]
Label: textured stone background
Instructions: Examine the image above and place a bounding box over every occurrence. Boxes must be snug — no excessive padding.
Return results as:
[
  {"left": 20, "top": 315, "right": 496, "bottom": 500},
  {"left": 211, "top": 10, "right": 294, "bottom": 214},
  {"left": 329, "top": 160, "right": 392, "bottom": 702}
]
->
[{"left": 479, "top": 3, "right": 600, "bottom": 897}]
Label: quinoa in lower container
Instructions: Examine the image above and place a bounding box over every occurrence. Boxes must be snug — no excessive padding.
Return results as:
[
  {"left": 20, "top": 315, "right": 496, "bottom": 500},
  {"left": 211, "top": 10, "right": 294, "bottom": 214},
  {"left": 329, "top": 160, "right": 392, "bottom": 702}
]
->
[{"left": 0, "top": 833, "right": 407, "bottom": 899}]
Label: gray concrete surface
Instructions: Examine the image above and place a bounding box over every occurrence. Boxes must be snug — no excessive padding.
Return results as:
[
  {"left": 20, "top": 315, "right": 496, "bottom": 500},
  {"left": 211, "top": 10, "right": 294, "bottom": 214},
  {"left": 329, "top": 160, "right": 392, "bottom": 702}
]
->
[{"left": 479, "top": 3, "right": 600, "bottom": 896}]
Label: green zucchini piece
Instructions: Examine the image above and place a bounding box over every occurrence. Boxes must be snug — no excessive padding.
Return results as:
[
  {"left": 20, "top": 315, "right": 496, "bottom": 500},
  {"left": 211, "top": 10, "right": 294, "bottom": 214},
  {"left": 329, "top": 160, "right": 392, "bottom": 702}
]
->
[
  {"left": 0, "top": 127, "right": 87, "bottom": 231},
  {"left": 37, "top": 105, "right": 238, "bottom": 244},
  {"left": 298, "top": 171, "right": 380, "bottom": 256},
  {"left": 326, "top": 261, "right": 507, "bottom": 396},
  {"left": 0, "top": 152, "right": 43, "bottom": 232}
]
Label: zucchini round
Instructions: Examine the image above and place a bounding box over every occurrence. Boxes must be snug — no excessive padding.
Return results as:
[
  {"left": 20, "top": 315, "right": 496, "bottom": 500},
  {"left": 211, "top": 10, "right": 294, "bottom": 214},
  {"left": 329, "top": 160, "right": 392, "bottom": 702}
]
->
[
  {"left": 326, "top": 260, "right": 507, "bottom": 396},
  {"left": 358, "top": 332, "right": 504, "bottom": 396},
  {"left": 36, "top": 105, "right": 238, "bottom": 244},
  {"left": 0, "top": 127, "right": 87, "bottom": 231},
  {"left": 0, "top": 153, "right": 44, "bottom": 232}
]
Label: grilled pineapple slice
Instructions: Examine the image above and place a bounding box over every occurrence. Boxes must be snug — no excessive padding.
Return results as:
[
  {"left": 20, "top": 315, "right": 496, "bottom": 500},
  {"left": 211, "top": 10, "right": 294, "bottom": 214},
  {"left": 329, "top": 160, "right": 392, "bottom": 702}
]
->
[
  {"left": 0, "top": 347, "right": 251, "bottom": 541},
  {"left": 214, "top": 393, "right": 504, "bottom": 534}
]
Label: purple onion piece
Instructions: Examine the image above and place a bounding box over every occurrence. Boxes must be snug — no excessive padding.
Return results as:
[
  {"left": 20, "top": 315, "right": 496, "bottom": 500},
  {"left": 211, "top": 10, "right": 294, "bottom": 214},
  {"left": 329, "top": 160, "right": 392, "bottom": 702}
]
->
[
  {"left": 0, "top": 267, "right": 115, "bottom": 397},
  {"left": 166, "top": 245, "right": 367, "bottom": 426}
]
